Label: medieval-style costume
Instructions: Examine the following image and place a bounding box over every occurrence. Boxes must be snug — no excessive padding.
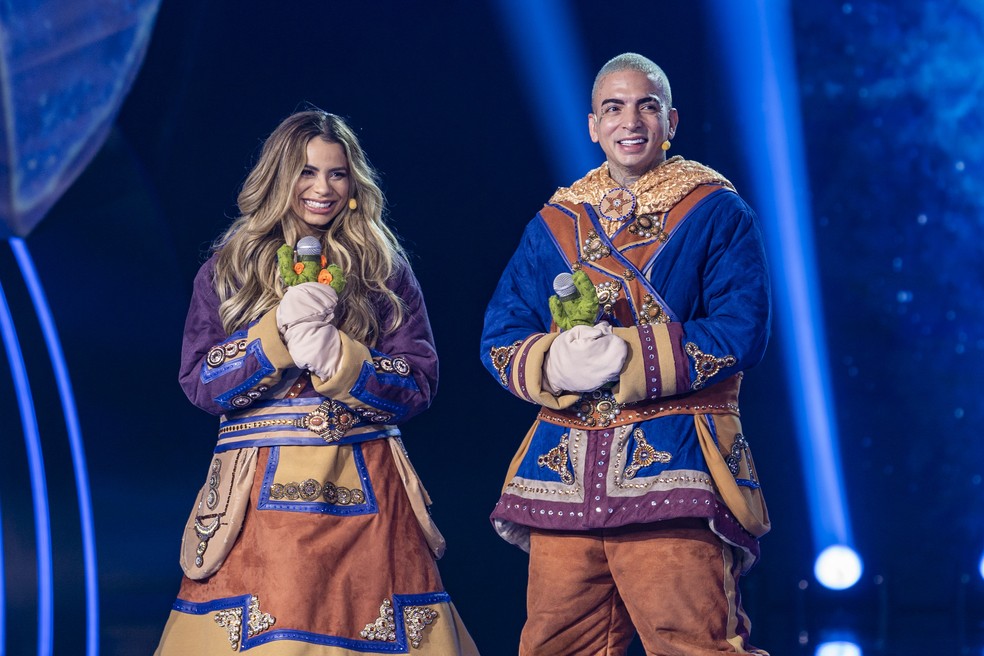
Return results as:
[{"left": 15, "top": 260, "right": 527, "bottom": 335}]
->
[
  {"left": 156, "top": 257, "right": 478, "bottom": 655},
  {"left": 480, "top": 156, "right": 771, "bottom": 654}
]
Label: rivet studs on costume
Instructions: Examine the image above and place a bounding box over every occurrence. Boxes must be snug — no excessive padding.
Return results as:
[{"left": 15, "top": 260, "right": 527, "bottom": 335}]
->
[
  {"left": 348, "top": 197, "right": 358, "bottom": 210},
  {"left": 661, "top": 140, "right": 672, "bottom": 151}
]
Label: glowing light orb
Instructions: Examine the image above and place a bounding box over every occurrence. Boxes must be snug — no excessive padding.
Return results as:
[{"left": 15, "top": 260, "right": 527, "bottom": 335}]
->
[
  {"left": 814, "top": 545, "right": 863, "bottom": 590},
  {"left": 816, "top": 641, "right": 862, "bottom": 656}
]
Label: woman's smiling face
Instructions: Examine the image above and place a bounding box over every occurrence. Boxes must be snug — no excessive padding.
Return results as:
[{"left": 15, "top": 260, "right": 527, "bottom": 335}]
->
[{"left": 292, "top": 137, "right": 351, "bottom": 231}]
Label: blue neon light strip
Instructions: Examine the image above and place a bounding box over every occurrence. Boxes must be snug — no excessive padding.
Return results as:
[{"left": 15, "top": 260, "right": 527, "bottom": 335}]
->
[
  {"left": 710, "top": 1, "right": 853, "bottom": 549},
  {"left": 0, "top": 257, "right": 53, "bottom": 655},
  {"left": 0, "top": 452, "right": 4, "bottom": 655},
  {"left": 10, "top": 237, "right": 99, "bottom": 655},
  {"left": 491, "top": 0, "right": 596, "bottom": 184}
]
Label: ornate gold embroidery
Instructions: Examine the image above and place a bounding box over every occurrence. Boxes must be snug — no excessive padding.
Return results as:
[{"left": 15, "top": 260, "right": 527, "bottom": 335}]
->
[
  {"left": 537, "top": 433, "right": 574, "bottom": 484},
  {"left": 595, "top": 280, "right": 622, "bottom": 315},
  {"left": 628, "top": 213, "right": 668, "bottom": 242},
  {"left": 404, "top": 605, "right": 439, "bottom": 649},
  {"left": 360, "top": 599, "right": 438, "bottom": 649},
  {"left": 550, "top": 156, "right": 735, "bottom": 216},
  {"left": 269, "top": 479, "right": 365, "bottom": 505},
  {"left": 725, "top": 432, "right": 758, "bottom": 483},
  {"left": 300, "top": 399, "right": 356, "bottom": 442},
  {"left": 490, "top": 341, "right": 522, "bottom": 386},
  {"left": 572, "top": 389, "right": 621, "bottom": 428},
  {"left": 214, "top": 595, "right": 276, "bottom": 651},
  {"left": 193, "top": 457, "right": 223, "bottom": 568},
  {"left": 582, "top": 230, "right": 611, "bottom": 261},
  {"left": 624, "top": 429, "right": 672, "bottom": 479},
  {"left": 218, "top": 398, "right": 353, "bottom": 440},
  {"left": 685, "top": 342, "right": 737, "bottom": 390},
  {"left": 638, "top": 294, "right": 668, "bottom": 325}
]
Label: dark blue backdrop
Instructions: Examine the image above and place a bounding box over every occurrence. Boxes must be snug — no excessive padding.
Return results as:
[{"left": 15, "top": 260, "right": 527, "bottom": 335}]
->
[{"left": 0, "top": 1, "right": 982, "bottom": 654}]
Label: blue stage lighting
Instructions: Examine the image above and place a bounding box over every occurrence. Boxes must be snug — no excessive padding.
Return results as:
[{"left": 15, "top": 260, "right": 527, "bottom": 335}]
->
[
  {"left": 816, "top": 641, "right": 862, "bottom": 656},
  {"left": 10, "top": 237, "right": 99, "bottom": 655},
  {"left": 0, "top": 270, "right": 53, "bottom": 655},
  {"left": 490, "top": 0, "right": 596, "bottom": 184},
  {"left": 814, "top": 545, "right": 863, "bottom": 591},
  {"left": 978, "top": 551, "right": 984, "bottom": 581},
  {"left": 710, "top": 0, "right": 860, "bottom": 589}
]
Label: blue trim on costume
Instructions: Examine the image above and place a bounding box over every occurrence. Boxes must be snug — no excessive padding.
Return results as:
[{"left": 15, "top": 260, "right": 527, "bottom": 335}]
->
[
  {"left": 173, "top": 591, "right": 452, "bottom": 652},
  {"left": 198, "top": 331, "right": 249, "bottom": 383},
  {"left": 707, "top": 413, "right": 721, "bottom": 448},
  {"left": 214, "top": 427, "right": 401, "bottom": 453},
  {"left": 349, "top": 362, "right": 408, "bottom": 421},
  {"left": 367, "top": 348, "right": 421, "bottom": 392},
  {"left": 708, "top": 415, "right": 760, "bottom": 489},
  {"left": 212, "top": 341, "right": 276, "bottom": 409},
  {"left": 581, "top": 204, "right": 679, "bottom": 323},
  {"left": 256, "top": 444, "right": 379, "bottom": 515}
]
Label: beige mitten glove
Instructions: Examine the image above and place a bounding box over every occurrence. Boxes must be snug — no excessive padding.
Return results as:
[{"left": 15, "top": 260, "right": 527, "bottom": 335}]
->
[
  {"left": 276, "top": 283, "right": 343, "bottom": 380},
  {"left": 542, "top": 321, "right": 628, "bottom": 394}
]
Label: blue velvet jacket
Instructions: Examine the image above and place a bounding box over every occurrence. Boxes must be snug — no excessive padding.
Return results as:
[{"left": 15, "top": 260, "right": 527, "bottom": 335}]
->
[{"left": 480, "top": 158, "right": 772, "bottom": 568}]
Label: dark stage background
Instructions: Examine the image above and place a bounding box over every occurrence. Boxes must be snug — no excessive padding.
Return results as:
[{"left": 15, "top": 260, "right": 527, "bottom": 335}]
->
[{"left": 1, "top": 1, "right": 982, "bottom": 655}]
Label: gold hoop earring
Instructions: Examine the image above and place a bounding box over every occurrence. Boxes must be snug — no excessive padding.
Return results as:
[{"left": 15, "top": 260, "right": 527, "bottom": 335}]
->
[
  {"left": 661, "top": 140, "right": 671, "bottom": 151},
  {"left": 348, "top": 198, "right": 358, "bottom": 211}
]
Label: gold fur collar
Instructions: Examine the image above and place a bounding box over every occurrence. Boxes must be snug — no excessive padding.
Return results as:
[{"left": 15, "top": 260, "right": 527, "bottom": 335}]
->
[{"left": 549, "top": 156, "right": 735, "bottom": 215}]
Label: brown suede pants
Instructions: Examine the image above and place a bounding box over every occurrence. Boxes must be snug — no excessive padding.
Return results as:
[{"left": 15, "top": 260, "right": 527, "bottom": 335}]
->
[{"left": 520, "top": 519, "right": 767, "bottom": 656}]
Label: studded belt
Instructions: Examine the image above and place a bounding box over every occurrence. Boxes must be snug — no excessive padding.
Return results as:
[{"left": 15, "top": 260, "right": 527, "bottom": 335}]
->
[
  {"left": 537, "top": 374, "right": 742, "bottom": 430},
  {"left": 218, "top": 398, "right": 360, "bottom": 443}
]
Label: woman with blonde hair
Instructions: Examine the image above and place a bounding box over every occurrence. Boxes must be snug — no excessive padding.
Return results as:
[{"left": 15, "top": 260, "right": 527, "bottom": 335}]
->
[{"left": 156, "top": 109, "right": 478, "bottom": 655}]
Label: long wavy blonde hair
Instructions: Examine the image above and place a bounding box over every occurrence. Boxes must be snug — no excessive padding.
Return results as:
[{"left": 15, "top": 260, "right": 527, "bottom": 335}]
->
[{"left": 211, "top": 109, "right": 406, "bottom": 346}]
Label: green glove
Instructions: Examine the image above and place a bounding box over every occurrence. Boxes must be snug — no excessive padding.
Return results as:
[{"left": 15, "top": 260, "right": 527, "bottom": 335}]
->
[{"left": 549, "top": 270, "right": 600, "bottom": 330}]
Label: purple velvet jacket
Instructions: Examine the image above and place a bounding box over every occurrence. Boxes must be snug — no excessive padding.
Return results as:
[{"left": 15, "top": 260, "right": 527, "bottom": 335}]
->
[{"left": 179, "top": 255, "right": 438, "bottom": 440}]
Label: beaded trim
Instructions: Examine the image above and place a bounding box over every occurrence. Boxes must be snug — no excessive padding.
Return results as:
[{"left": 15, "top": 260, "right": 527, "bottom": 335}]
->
[
  {"left": 490, "top": 341, "right": 522, "bottom": 387},
  {"left": 725, "top": 432, "right": 759, "bottom": 484},
  {"left": 638, "top": 294, "right": 669, "bottom": 325},
  {"left": 269, "top": 478, "right": 366, "bottom": 505},
  {"left": 595, "top": 280, "right": 622, "bottom": 316},
  {"left": 207, "top": 338, "right": 248, "bottom": 368},
  {"left": 218, "top": 398, "right": 357, "bottom": 442},
  {"left": 623, "top": 428, "right": 672, "bottom": 479},
  {"left": 373, "top": 355, "right": 411, "bottom": 377},
  {"left": 214, "top": 595, "right": 275, "bottom": 651},
  {"left": 599, "top": 187, "right": 636, "bottom": 221},
  {"left": 537, "top": 433, "right": 574, "bottom": 485},
  {"left": 612, "top": 429, "right": 712, "bottom": 492},
  {"left": 360, "top": 599, "right": 438, "bottom": 649},
  {"left": 582, "top": 230, "right": 611, "bottom": 261},
  {"left": 570, "top": 389, "right": 622, "bottom": 428},
  {"left": 506, "top": 431, "right": 584, "bottom": 497},
  {"left": 627, "top": 213, "right": 668, "bottom": 242},
  {"left": 685, "top": 342, "right": 737, "bottom": 390},
  {"left": 539, "top": 398, "right": 739, "bottom": 430}
]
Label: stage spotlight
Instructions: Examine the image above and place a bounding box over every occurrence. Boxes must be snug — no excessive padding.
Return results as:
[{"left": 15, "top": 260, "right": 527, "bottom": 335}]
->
[
  {"left": 978, "top": 551, "right": 984, "bottom": 580},
  {"left": 711, "top": 0, "right": 858, "bottom": 590},
  {"left": 815, "top": 640, "right": 862, "bottom": 656},
  {"left": 814, "top": 545, "right": 863, "bottom": 590}
]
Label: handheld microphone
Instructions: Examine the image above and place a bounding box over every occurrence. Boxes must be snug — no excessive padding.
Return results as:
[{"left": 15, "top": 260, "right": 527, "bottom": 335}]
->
[
  {"left": 553, "top": 272, "right": 578, "bottom": 302},
  {"left": 296, "top": 235, "right": 321, "bottom": 257}
]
